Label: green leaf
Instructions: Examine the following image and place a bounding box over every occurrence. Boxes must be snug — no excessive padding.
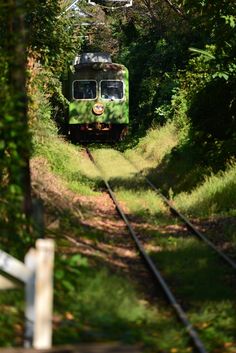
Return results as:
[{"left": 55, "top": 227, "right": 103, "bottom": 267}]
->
[
  {"left": 68, "top": 254, "right": 88, "bottom": 267},
  {"left": 189, "top": 47, "right": 215, "bottom": 60},
  {"left": 222, "top": 15, "right": 236, "bottom": 28},
  {"left": 212, "top": 72, "right": 229, "bottom": 80},
  {"left": 0, "top": 140, "right": 5, "bottom": 150},
  {"left": 61, "top": 279, "right": 74, "bottom": 292},
  {"left": 55, "top": 269, "right": 65, "bottom": 280}
]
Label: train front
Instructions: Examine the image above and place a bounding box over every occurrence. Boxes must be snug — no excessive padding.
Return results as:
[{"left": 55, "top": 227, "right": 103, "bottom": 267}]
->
[{"left": 67, "top": 53, "right": 129, "bottom": 142}]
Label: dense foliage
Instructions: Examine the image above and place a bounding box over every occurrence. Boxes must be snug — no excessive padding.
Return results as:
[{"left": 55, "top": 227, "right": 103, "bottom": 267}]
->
[
  {"left": 0, "top": 1, "right": 31, "bottom": 255},
  {"left": 91, "top": 0, "right": 236, "bottom": 170},
  {"left": 0, "top": 0, "right": 236, "bottom": 349},
  {"left": 0, "top": 0, "right": 82, "bottom": 253},
  {"left": 1, "top": 0, "right": 235, "bottom": 247}
]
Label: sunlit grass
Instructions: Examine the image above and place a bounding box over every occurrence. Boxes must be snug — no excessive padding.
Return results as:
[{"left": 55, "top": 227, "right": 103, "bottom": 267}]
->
[
  {"left": 93, "top": 147, "right": 138, "bottom": 180},
  {"left": 116, "top": 188, "right": 171, "bottom": 223},
  {"left": 125, "top": 122, "right": 179, "bottom": 171},
  {"left": 174, "top": 163, "right": 236, "bottom": 217},
  {"left": 122, "top": 122, "right": 236, "bottom": 220},
  {"left": 92, "top": 148, "right": 172, "bottom": 223},
  {"left": 34, "top": 135, "right": 100, "bottom": 196}
]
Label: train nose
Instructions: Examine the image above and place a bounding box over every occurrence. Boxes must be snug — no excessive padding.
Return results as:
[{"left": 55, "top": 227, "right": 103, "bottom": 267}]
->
[{"left": 92, "top": 102, "right": 104, "bottom": 115}]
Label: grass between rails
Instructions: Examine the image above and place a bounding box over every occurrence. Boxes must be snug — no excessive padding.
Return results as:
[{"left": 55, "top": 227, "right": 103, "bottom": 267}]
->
[
  {"left": 43, "top": 142, "right": 191, "bottom": 351},
  {"left": 36, "top": 129, "right": 236, "bottom": 352},
  {"left": 31, "top": 119, "right": 236, "bottom": 352},
  {"left": 52, "top": 223, "right": 191, "bottom": 352},
  {"left": 46, "top": 197, "right": 192, "bottom": 352},
  {"left": 92, "top": 146, "right": 236, "bottom": 352}
]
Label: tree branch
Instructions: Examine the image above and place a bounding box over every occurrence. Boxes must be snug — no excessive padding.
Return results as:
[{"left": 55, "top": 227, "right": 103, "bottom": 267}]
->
[{"left": 162, "top": 0, "right": 185, "bottom": 17}]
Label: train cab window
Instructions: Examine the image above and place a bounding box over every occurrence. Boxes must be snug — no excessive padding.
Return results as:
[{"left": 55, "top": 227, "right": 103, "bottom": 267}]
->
[
  {"left": 101, "top": 80, "right": 124, "bottom": 100},
  {"left": 73, "top": 80, "right": 97, "bottom": 99}
]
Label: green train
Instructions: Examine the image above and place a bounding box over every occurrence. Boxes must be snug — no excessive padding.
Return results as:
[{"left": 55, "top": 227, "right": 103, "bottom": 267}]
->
[{"left": 64, "top": 52, "right": 129, "bottom": 142}]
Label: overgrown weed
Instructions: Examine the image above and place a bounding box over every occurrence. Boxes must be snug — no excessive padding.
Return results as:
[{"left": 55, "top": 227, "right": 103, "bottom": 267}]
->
[
  {"left": 124, "top": 121, "right": 236, "bottom": 220},
  {"left": 33, "top": 132, "right": 100, "bottom": 196},
  {"left": 124, "top": 122, "right": 178, "bottom": 170},
  {"left": 175, "top": 162, "right": 236, "bottom": 217},
  {"left": 92, "top": 145, "right": 236, "bottom": 352}
]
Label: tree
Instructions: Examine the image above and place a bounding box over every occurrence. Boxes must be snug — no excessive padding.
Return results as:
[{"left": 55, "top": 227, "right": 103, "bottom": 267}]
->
[{"left": 0, "top": 1, "right": 32, "bottom": 252}]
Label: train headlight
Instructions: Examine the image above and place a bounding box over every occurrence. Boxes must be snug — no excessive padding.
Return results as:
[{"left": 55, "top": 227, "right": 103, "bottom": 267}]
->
[{"left": 93, "top": 103, "right": 104, "bottom": 115}]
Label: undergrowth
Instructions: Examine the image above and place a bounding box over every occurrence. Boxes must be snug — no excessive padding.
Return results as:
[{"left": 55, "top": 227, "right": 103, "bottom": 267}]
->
[
  {"left": 175, "top": 162, "right": 236, "bottom": 217},
  {"left": 34, "top": 134, "right": 100, "bottom": 196},
  {"left": 92, "top": 147, "right": 236, "bottom": 352},
  {"left": 124, "top": 121, "right": 178, "bottom": 170},
  {"left": 51, "top": 219, "right": 192, "bottom": 352},
  {"left": 125, "top": 121, "right": 236, "bottom": 219},
  {"left": 129, "top": 122, "right": 179, "bottom": 163}
]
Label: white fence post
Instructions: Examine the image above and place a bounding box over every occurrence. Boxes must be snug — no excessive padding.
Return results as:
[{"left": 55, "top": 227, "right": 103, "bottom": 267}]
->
[
  {"left": 0, "top": 239, "right": 55, "bottom": 349},
  {"left": 33, "top": 239, "right": 55, "bottom": 349},
  {"left": 24, "top": 248, "right": 37, "bottom": 348}
]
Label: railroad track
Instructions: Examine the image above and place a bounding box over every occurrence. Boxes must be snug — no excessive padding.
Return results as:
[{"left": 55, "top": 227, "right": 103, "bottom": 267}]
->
[
  {"left": 121, "top": 152, "right": 236, "bottom": 272},
  {"left": 85, "top": 147, "right": 208, "bottom": 353}
]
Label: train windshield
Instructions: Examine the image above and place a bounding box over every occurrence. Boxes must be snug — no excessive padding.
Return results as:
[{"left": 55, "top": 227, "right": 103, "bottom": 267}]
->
[
  {"left": 73, "top": 80, "right": 97, "bottom": 99},
  {"left": 101, "top": 80, "right": 124, "bottom": 100}
]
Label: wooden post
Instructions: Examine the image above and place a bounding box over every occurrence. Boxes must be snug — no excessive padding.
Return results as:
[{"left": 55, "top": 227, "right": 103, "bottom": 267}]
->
[{"left": 33, "top": 239, "right": 55, "bottom": 349}]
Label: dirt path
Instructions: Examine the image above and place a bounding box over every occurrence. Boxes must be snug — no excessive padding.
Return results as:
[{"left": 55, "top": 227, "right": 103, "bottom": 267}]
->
[{"left": 31, "top": 156, "right": 160, "bottom": 301}]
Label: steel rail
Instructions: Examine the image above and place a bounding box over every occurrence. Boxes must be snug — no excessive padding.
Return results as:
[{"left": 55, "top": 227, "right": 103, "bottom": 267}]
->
[
  {"left": 86, "top": 147, "right": 208, "bottom": 353},
  {"left": 122, "top": 154, "right": 236, "bottom": 271}
]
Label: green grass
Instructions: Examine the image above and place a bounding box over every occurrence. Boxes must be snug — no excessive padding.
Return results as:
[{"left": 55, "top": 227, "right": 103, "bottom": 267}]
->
[
  {"left": 125, "top": 122, "right": 179, "bottom": 166},
  {"left": 53, "top": 252, "right": 192, "bottom": 352},
  {"left": 48, "top": 204, "right": 192, "bottom": 352},
  {"left": 122, "top": 122, "right": 236, "bottom": 220},
  {"left": 174, "top": 163, "right": 236, "bottom": 217},
  {"left": 0, "top": 290, "right": 24, "bottom": 346},
  {"left": 122, "top": 122, "right": 212, "bottom": 196},
  {"left": 34, "top": 134, "right": 101, "bottom": 196},
  {"left": 147, "top": 235, "right": 236, "bottom": 352},
  {"left": 28, "top": 116, "right": 236, "bottom": 352},
  {"left": 91, "top": 145, "right": 236, "bottom": 352},
  {"left": 116, "top": 188, "right": 172, "bottom": 224},
  {"left": 92, "top": 147, "right": 175, "bottom": 225}
]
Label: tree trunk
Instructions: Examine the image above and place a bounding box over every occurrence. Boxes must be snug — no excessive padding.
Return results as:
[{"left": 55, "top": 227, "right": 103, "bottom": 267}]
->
[{"left": 7, "top": 0, "right": 32, "bottom": 217}]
